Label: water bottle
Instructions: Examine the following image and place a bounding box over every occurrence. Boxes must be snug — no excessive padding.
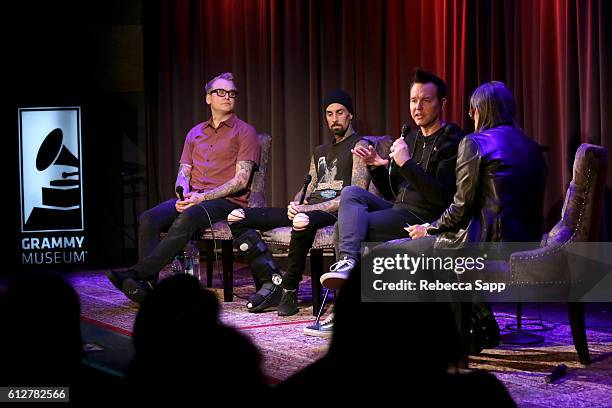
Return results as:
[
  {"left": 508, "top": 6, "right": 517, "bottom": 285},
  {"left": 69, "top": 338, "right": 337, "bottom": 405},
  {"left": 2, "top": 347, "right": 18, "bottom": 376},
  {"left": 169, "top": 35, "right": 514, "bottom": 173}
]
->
[
  {"left": 191, "top": 243, "right": 200, "bottom": 281},
  {"left": 171, "top": 255, "right": 184, "bottom": 275},
  {"left": 183, "top": 241, "right": 200, "bottom": 280},
  {"left": 184, "top": 252, "right": 194, "bottom": 276}
]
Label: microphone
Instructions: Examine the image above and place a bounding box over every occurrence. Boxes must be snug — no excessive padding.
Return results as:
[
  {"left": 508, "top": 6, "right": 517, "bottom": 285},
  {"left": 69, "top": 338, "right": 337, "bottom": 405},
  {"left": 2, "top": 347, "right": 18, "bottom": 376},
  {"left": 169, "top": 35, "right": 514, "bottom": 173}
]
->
[
  {"left": 389, "top": 123, "right": 411, "bottom": 174},
  {"left": 299, "top": 174, "right": 312, "bottom": 205},
  {"left": 544, "top": 364, "right": 567, "bottom": 383},
  {"left": 175, "top": 185, "right": 185, "bottom": 201}
]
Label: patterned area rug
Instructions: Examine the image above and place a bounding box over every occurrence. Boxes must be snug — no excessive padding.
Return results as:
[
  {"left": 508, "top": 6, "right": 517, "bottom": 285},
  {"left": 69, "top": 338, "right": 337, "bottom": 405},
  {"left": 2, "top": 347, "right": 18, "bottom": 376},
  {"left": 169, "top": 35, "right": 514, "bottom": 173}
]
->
[
  {"left": 472, "top": 313, "right": 612, "bottom": 407},
  {"left": 70, "top": 264, "right": 330, "bottom": 382},
  {"left": 70, "top": 266, "right": 612, "bottom": 407}
]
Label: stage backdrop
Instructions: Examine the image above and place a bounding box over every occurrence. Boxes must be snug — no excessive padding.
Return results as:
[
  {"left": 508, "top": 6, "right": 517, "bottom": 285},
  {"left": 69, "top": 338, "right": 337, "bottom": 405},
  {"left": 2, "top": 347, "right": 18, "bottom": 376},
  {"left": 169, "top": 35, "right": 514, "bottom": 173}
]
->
[{"left": 143, "top": 0, "right": 611, "bottom": 233}]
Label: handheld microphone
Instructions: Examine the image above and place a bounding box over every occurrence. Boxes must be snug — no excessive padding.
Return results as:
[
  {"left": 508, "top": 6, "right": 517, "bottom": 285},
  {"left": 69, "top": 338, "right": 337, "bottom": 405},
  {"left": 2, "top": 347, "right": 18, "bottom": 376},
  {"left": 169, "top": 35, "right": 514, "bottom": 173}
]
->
[
  {"left": 389, "top": 123, "right": 411, "bottom": 175},
  {"left": 175, "top": 185, "right": 185, "bottom": 201},
  {"left": 299, "top": 174, "right": 312, "bottom": 205},
  {"left": 544, "top": 364, "right": 567, "bottom": 383}
]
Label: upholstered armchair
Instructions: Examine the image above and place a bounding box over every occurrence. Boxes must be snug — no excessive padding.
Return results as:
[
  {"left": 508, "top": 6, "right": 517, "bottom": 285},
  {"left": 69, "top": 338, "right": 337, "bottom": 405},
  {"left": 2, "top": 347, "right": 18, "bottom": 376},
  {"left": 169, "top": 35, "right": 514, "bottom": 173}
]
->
[
  {"left": 370, "top": 143, "right": 607, "bottom": 365},
  {"left": 506, "top": 143, "right": 608, "bottom": 364},
  {"left": 195, "top": 133, "right": 272, "bottom": 301}
]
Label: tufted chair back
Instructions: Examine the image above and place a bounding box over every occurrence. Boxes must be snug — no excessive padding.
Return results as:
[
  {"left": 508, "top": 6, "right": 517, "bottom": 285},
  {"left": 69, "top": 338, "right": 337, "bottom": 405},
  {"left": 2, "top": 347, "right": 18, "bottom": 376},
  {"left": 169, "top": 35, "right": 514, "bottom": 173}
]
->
[
  {"left": 543, "top": 143, "right": 608, "bottom": 246},
  {"left": 247, "top": 133, "right": 272, "bottom": 208}
]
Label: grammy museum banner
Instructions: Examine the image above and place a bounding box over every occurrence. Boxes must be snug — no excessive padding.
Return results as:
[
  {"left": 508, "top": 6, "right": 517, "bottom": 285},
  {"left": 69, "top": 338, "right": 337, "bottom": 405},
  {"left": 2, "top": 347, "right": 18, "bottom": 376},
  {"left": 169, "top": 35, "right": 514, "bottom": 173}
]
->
[{"left": 18, "top": 107, "right": 88, "bottom": 266}]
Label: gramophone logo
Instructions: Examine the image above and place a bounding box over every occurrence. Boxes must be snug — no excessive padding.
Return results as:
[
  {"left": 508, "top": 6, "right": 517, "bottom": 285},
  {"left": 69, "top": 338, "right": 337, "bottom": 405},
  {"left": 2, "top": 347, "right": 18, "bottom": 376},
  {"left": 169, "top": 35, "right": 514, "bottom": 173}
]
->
[{"left": 19, "top": 107, "right": 84, "bottom": 232}]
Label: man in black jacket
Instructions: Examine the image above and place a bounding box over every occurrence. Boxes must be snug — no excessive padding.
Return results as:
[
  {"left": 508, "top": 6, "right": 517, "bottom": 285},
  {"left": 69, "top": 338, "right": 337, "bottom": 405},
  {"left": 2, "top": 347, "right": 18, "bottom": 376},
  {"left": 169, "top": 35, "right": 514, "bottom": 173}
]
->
[
  {"left": 319, "top": 69, "right": 465, "bottom": 290},
  {"left": 304, "top": 70, "right": 464, "bottom": 337}
]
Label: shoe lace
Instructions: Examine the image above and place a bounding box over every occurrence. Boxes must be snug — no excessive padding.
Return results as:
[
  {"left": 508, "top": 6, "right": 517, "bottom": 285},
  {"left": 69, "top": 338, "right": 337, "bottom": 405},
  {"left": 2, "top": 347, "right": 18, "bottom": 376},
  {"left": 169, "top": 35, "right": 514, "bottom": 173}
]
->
[
  {"left": 329, "top": 257, "right": 355, "bottom": 272},
  {"left": 321, "top": 313, "right": 334, "bottom": 326}
]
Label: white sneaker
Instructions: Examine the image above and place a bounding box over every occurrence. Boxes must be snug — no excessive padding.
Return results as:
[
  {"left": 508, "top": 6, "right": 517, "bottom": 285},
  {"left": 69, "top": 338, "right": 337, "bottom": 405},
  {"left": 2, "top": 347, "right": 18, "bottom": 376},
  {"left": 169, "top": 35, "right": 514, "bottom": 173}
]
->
[
  {"left": 320, "top": 257, "right": 356, "bottom": 289},
  {"left": 303, "top": 313, "right": 334, "bottom": 338}
]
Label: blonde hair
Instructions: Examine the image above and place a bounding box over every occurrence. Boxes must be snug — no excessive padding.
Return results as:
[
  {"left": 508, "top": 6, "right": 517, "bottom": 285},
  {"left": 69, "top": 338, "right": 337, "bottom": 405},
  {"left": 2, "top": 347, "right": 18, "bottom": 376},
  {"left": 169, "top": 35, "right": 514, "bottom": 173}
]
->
[{"left": 204, "top": 72, "right": 235, "bottom": 93}]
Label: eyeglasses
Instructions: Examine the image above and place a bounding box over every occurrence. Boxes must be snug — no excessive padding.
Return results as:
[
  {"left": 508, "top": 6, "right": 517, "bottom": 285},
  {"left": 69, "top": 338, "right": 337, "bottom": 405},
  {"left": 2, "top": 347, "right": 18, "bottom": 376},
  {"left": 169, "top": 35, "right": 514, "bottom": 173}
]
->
[{"left": 209, "top": 89, "right": 238, "bottom": 98}]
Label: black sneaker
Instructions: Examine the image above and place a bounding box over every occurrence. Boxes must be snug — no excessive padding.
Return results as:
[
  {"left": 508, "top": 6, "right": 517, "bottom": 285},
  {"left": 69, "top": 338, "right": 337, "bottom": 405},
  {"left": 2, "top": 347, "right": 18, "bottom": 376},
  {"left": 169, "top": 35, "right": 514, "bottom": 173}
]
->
[
  {"left": 106, "top": 269, "right": 138, "bottom": 292},
  {"left": 470, "top": 314, "right": 500, "bottom": 354},
  {"left": 246, "top": 281, "right": 282, "bottom": 313},
  {"left": 277, "top": 288, "right": 298, "bottom": 316},
  {"left": 122, "top": 278, "right": 155, "bottom": 304}
]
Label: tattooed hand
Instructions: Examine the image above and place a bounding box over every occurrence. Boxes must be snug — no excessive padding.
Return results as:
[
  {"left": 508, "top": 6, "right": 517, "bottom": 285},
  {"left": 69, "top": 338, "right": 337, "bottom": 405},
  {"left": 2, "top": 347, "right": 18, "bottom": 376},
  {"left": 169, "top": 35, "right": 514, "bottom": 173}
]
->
[
  {"left": 287, "top": 201, "right": 307, "bottom": 220},
  {"left": 175, "top": 191, "right": 204, "bottom": 212}
]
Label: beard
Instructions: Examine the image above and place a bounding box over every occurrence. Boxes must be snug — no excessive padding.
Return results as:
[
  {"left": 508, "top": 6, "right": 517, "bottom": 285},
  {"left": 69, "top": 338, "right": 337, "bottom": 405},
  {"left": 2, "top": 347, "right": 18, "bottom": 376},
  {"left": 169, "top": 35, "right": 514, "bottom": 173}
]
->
[{"left": 330, "top": 124, "right": 347, "bottom": 136}]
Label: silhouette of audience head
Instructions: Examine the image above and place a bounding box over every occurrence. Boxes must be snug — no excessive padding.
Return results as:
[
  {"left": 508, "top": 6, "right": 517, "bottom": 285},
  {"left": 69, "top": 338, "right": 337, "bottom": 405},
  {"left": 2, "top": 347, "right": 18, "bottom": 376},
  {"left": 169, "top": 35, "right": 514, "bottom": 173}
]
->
[
  {"left": 276, "top": 261, "right": 465, "bottom": 401},
  {"left": 330, "top": 261, "right": 461, "bottom": 372},
  {"left": 132, "top": 273, "right": 220, "bottom": 354},
  {"left": 0, "top": 272, "right": 82, "bottom": 385},
  {"left": 130, "top": 274, "right": 267, "bottom": 401},
  {"left": 278, "top": 263, "right": 517, "bottom": 405}
]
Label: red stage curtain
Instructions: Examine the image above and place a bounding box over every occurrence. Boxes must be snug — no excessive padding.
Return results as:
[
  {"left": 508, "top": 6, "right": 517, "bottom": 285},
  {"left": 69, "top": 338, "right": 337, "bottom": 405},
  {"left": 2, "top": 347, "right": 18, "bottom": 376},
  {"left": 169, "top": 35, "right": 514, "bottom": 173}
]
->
[{"left": 144, "top": 0, "right": 611, "bottom": 232}]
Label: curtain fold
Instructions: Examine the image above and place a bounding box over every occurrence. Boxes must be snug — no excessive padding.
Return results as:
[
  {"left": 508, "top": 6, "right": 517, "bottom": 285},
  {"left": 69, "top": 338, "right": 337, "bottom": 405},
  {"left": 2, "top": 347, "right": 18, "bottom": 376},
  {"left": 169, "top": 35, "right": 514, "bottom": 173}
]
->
[{"left": 144, "top": 0, "right": 611, "bottom": 233}]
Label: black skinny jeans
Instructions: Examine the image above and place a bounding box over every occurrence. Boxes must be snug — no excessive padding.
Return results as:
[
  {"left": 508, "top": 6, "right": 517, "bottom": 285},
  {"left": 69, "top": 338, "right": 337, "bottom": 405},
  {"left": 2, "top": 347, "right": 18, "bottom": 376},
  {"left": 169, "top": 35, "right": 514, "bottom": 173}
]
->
[
  {"left": 135, "top": 198, "right": 240, "bottom": 279},
  {"left": 230, "top": 207, "right": 337, "bottom": 290}
]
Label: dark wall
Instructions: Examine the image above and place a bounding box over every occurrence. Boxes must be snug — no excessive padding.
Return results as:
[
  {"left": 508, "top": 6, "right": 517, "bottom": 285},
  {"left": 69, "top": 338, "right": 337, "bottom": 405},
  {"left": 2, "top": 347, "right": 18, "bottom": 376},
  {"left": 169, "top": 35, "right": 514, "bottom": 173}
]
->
[{"left": 9, "top": 0, "right": 147, "bottom": 271}]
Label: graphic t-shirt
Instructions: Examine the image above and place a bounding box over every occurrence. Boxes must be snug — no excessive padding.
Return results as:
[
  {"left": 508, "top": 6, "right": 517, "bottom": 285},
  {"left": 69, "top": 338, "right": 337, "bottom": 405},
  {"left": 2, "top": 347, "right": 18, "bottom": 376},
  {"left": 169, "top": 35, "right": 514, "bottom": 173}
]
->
[{"left": 308, "top": 132, "right": 362, "bottom": 204}]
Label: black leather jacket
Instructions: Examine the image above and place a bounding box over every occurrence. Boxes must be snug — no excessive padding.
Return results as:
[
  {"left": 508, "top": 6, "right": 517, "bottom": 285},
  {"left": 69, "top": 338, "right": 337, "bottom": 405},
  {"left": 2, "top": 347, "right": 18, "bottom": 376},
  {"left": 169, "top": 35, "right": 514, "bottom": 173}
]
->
[{"left": 427, "top": 125, "right": 547, "bottom": 247}]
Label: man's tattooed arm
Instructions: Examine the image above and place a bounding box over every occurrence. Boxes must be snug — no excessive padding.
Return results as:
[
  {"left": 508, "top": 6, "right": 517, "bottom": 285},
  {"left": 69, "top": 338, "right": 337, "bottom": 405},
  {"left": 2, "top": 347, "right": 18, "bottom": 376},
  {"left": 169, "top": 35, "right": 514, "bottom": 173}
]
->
[
  {"left": 347, "top": 139, "right": 371, "bottom": 190},
  {"left": 196, "top": 160, "right": 255, "bottom": 201},
  {"left": 293, "top": 156, "right": 318, "bottom": 203},
  {"left": 175, "top": 164, "right": 192, "bottom": 195},
  {"left": 302, "top": 196, "right": 342, "bottom": 213}
]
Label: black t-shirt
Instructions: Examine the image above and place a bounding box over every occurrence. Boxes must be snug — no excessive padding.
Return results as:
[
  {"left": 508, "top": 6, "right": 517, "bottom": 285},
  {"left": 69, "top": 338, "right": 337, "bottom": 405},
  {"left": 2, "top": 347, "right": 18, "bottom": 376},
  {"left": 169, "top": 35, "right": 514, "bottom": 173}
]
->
[
  {"left": 308, "top": 132, "right": 362, "bottom": 204},
  {"left": 412, "top": 130, "right": 439, "bottom": 171}
]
